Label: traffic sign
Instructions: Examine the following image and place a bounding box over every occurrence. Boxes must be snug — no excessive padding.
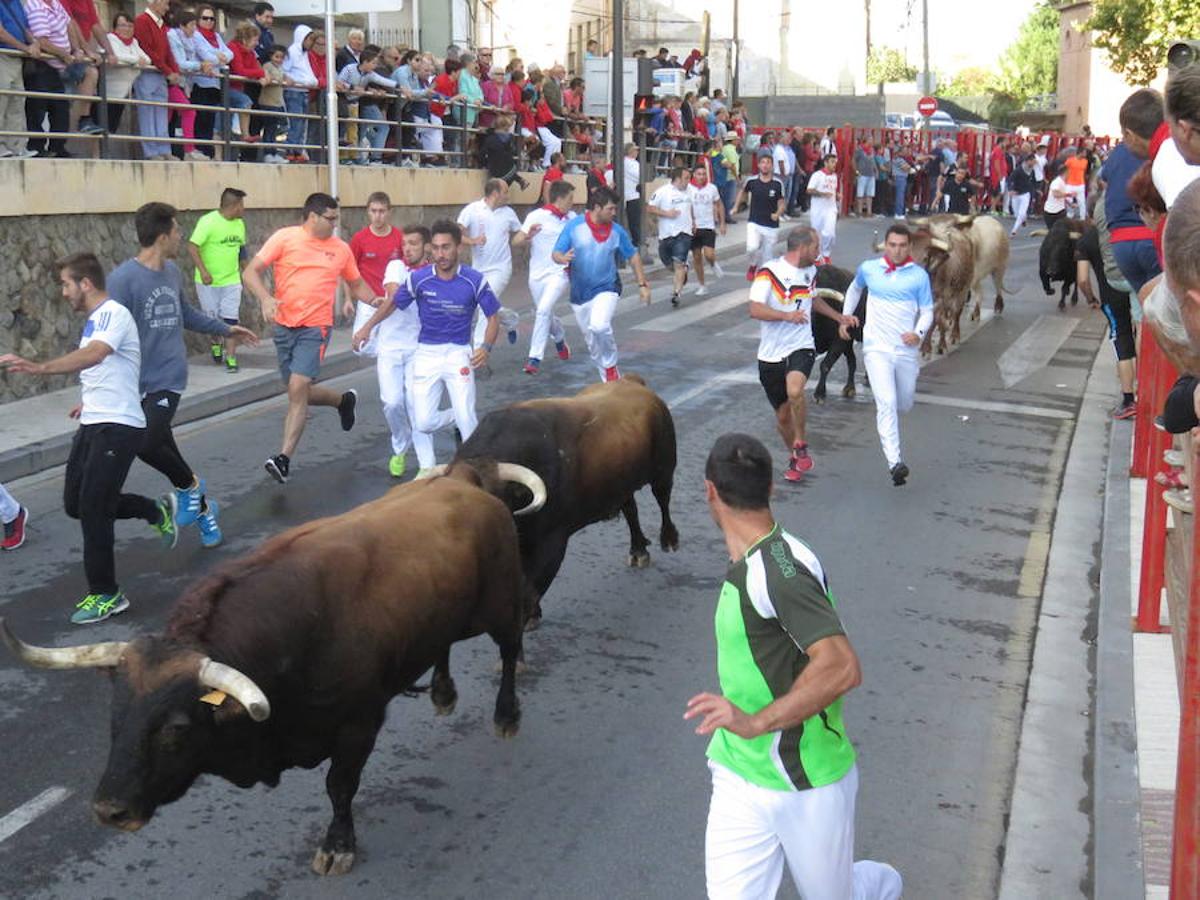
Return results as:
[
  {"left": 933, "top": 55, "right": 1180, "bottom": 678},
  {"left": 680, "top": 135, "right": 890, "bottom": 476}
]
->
[{"left": 917, "top": 96, "right": 938, "bottom": 117}]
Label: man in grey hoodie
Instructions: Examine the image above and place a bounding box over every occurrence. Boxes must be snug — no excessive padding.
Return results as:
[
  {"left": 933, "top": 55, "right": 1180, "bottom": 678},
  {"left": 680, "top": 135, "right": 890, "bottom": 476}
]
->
[{"left": 106, "top": 202, "right": 258, "bottom": 548}]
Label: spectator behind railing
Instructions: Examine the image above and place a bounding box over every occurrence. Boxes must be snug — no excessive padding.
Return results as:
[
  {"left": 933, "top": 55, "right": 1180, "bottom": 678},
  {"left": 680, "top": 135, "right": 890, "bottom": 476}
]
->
[
  {"left": 334, "top": 26, "right": 361, "bottom": 71},
  {"left": 479, "top": 112, "right": 529, "bottom": 190},
  {"left": 24, "top": 0, "right": 76, "bottom": 158},
  {"left": 105, "top": 12, "right": 150, "bottom": 134},
  {"left": 458, "top": 52, "right": 482, "bottom": 137},
  {"left": 281, "top": 23, "right": 316, "bottom": 162},
  {"left": 257, "top": 43, "right": 286, "bottom": 161},
  {"left": 304, "top": 26, "right": 332, "bottom": 163},
  {"left": 193, "top": 4, "right": 243, "bottom": 157},
  {"left": 432, "top": 57, "right": 463, "bottom": 160},
  {"left": 133, "top": 0, "right": 179, "bottom": 160},
  {"left": 479, "top": 64, "right": 509, "bottom": 130},
  {"left": 228, "top": 21, "right": 267, "bottom": 160},
  {"left": 337, "top": 43, "right": 393, "bottom": 165},
  {"left": 167, "top": 9, "right": 205, "bottom": 160},
  {"left": 0, "top": 0, "right": 38, "bottom": 158},
  {"left": 251, "top": 1, "right": 273, "bottom": 63}
]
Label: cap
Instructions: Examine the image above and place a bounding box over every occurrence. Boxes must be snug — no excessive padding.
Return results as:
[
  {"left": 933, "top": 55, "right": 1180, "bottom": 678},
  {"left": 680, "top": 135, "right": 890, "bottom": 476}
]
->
[
  {"left": 1038, "top": 135, "right": 1051, "bottom": 146},
  {"left": 724, "top": 132, "right": 738, "bottom": 142}
]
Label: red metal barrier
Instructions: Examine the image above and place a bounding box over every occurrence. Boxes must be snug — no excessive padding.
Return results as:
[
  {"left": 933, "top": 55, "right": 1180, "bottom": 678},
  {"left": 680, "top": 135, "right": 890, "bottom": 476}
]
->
[
  {"left": 1172, "top": 493, "right": 1200, "bottom": 896},
  {"left": 1136, "top": 329, "right": 1177, "bottom": 634},
  {"left": 1133, "top": 326, "right": 1160, "bottom": 477}
]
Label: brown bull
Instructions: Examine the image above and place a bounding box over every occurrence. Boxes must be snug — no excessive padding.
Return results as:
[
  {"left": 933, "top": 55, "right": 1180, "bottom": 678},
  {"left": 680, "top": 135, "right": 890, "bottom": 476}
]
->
[
  {"left": 905, "top": 219, "right": 976, "bottom": 357},
  {"left": 0, "top": 472, "right": 544, "bottom": 876}
]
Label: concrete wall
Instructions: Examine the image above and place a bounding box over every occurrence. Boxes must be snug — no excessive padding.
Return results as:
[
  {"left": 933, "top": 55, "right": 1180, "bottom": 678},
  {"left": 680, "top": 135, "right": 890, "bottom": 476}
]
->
[
  {"left": 763, "top": 95, "right": 885, "bottom": 128},
  {"left": 0, "top": 161, "right": 585, "bottom": 404}
]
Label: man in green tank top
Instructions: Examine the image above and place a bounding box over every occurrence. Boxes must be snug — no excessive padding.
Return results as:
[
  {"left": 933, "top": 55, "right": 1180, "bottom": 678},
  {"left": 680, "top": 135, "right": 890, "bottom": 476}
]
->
[{"left": 685, "top": 433, "right": 902, "bottom": 899}]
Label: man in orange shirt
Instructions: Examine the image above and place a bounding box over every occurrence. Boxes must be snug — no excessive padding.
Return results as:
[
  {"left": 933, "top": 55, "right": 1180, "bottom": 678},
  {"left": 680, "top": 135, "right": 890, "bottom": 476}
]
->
[
  {"left": 243, "top": 192, "right": 381, "bottom": 484},
  {"left": 1063, "top": 145, "right": 1090, "bottom": 219}
]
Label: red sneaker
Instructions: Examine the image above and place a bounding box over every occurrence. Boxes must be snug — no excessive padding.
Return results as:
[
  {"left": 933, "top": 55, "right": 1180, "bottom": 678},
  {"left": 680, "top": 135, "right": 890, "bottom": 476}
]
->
[
  {"left": 783, "top": 463, "right": 804, "bottom": 483},
  {"left": 523, "top": 360, "right": 540, "bottom": 375},
  {"left": 604, "top": 366, "right": 621, "bottom": 382},
  {"left": 746, "top": 266, "right": 757, "bottom": 282},
  {"left": 2, "top": 506, "right": 28, "bottom": 550},
  {"left": 792, "top": 442, "right": 814, "bottom": 473},
  {"left": 555, "top": 340, "right": 571, "bottom": 360}
]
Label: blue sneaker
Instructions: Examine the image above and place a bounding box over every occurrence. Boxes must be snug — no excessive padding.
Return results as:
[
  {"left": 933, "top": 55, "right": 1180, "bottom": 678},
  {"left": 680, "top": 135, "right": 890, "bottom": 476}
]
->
[
  {"left": 196, "top": 500, "right": 222, "bottom": 548},
  {"left": 175, "top": 477, "right": 205, "bottom": 527}
]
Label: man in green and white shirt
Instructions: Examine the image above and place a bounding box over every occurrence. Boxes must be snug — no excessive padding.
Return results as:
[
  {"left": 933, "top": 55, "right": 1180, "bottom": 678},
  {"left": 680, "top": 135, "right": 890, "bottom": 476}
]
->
[
  {"left": 686, "top": 433, "right": 902, "bottom": 899},
  {"left": 188, "top": 188, "right": 249, "bottom": 371}
]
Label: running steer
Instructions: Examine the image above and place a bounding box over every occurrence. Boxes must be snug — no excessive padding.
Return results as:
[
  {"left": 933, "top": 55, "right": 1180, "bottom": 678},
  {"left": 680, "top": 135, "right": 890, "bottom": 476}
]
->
[
  {"left": 426, "top": 375, "right": 679, "bottom": 624},
  {"left": 1038, "top": 217, "right": 1087, "bottom": 310},
  {"left": 0, "top": 473, "right": 544, "bottom": 877},
  {"left": 809, "top": 265, "right": 866, "bottom": 403}
]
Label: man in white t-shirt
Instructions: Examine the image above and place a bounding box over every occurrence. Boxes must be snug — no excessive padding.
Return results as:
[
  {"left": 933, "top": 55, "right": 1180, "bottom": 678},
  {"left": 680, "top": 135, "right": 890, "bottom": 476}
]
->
[
  {"left": 689, "top": 162, "right": 726, "bottom": 296},
  {"left": 457, "top": 178, "right": 523, "bottom": 348},
  {"left": 750, "top": 227, "right": 856, "bottom": 483},
  {"left": 650, "top": 165, "right": 696, "bottom": 308},
  {"left": 771, "top": 134, "right": 795, "bottom": 221},
  {"left": 807, "top": 154, "right": 840, "bottom": 265},
  {"left": 514, "top": 179, "right": 575, "bottom": 375},
  {"left": 0, "top": 252, "right": 176, "bottom": 625},
  {"left": 1042, "top": 173, "right": 1071, "bottom": 229},
  {"left": 352, "top": 225, "right": 458, "bottom": 478}
]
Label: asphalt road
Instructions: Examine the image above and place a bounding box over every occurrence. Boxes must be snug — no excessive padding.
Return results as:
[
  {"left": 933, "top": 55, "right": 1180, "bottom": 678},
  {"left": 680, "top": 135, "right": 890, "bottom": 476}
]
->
[{"left": 0, "top": 217, "right": 1108, "bottom": 899}]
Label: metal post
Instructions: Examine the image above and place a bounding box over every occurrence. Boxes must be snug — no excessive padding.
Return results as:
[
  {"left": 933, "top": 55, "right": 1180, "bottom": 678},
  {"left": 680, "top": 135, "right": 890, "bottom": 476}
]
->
[
  {"left": 325, "top": 0, "right": 339, "bottom": 199},
  {"left": 460, "top": 100, "right": 468, "bottom": 168},
  {"left": 96, "top": 51, "right": 109, "bottom": 159},
  {"left": 731, "top": 0, "right": 740, "bottom": 102},
  {"left": 611, "top": 0, "right": 624, "bottom": 219},
  {"left": 921, "top": 0, "right": 930, "bottom": 94},
  {"left": 220, "top": 69, "right": 233, "bottom": 160}
]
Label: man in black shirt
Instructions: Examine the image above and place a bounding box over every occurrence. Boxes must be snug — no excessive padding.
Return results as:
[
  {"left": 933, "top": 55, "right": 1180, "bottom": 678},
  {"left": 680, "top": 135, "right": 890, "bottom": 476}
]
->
[
  {"left": 734, "top": 153, "right": 786, "bottom": 279},
  {"left": 1075, "top": 224, "right": 1137, "bottom": 418},
  {"left": 937, "top": 167, "right": 979, "bottom": 214}
]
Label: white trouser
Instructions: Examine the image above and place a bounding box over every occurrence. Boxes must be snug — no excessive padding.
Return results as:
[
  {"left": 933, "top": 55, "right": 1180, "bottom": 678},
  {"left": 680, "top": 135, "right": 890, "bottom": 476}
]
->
[
  {"left": 864, "top": 350, "right": 919, "bottom": 468},
  {"left": 572, "top": 291, "right": 621, "bottom": 379},
  {"left": 1067, "top": 183, "right": 1086, "bottom": 218},
  {"left": 746, "top": 223, "right": 779, "bottom": 269},
  {"left": 411, "top": 344, "right": 478, "bottom": 439},
  {"left": 377, "top": 348, "right": 454, "bottom": 469},
  {"left": 706, "top": 762, "right": 902, "bottom": 900},
  {"left": 415, "top": 113, "right": 443, "bottom": 154},
  {"left": 1010, "top": 193, "right": 1031, "bottom": 234},
  {"left": 0, "top": 482, "right": 19, "bottom": 524},
  {"left": 537, "top": 125, "right": 562, "bottom": 166},
  {"left": 351, "top": 301, "right": 380, "bottom": 357},
  {"left": 472, "top": 266, "right": 515, "bottom": 347},
  {"left": 810, "top": 202, "right": 838, "bottom": 258},
  {"left": 528, "top": 273, "right": 569, "bottom": 361}
]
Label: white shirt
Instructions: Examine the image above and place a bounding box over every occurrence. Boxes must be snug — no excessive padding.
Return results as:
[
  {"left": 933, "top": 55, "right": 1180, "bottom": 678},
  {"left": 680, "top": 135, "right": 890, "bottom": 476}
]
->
[
  {"left": 819, "top": 136, "right": 837, "bottom": 158},
  {"left": 522, "top": 207, "right": 576, "bottom": 282},
  {"left": 749, "top": 258, "right": 816, "bottom": 361},
  {"left": 772, "top": 143, "right": 792, "bottom": 176},
  {"left": 623, "top": 156, "right": 640, "bottom": 202},
  {"left": 808, "top": 170, "right": 838, "bottom": 207},
  {"left": 380, "top": 259, "right": 422, "bottom": 352},
  {"left": 689, "top": 182, "right": 720, "bottom": 230},
  {"left": 844, "top": 258, "right": 935, "bottom": 356},
  {"left": 1152, "top": 137, "right": 1200, "bottom": 209},
  {"left": 1043, "top": 176, "right": 1068, "bottom": 214},
  {"left": 1033, "top": 152, "right": 1047, "bottom": 181},
  {"left": 79, "top": 299, "right": 145, "bottom": 428},
  {"left": 650, "top": 183, "right": 694, "bottom": 239},
  {"left": 456, "top": 199, "right": 521, "bottom": 273}
]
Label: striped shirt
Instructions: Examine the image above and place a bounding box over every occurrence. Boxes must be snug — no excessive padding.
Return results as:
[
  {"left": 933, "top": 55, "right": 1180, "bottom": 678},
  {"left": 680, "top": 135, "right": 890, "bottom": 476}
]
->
[{"left": 23, "top": 0, "right": 70, "bottom": 68}]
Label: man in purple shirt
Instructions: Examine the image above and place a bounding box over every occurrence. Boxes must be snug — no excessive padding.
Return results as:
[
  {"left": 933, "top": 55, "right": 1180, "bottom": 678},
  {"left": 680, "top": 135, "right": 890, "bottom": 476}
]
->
[{"left": 354, "top": 219, "right": 500, "bottom": 441}]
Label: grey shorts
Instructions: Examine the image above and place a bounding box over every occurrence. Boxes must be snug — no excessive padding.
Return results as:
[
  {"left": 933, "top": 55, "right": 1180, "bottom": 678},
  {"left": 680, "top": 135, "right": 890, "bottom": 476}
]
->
[{"left": 274, "top": 324, "right": 331, "bottom": 382}]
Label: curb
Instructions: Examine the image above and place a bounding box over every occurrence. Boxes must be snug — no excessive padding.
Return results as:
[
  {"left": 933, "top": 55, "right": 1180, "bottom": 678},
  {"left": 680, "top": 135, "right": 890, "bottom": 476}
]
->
[{"left": 0, "top": 349, "right": 371, "bottom": 484}]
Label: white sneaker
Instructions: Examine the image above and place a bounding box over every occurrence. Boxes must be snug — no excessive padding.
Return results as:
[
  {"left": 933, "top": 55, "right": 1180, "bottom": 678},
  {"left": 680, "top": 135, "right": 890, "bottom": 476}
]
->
[
  {"left": 0, "top": 149, "right": 11, "bottom": 159},
  {"left": 694, "top": 285, "right": 709, "bottom": 296},
  {"left": 186, "top": 150, "right": 208, "bottom": 161},
  {"left": 712, "top": 261, "right": 725, "bottom": 278},
  {"left": 1165, "top": 449, "right": 1185, "bottom": 467}
]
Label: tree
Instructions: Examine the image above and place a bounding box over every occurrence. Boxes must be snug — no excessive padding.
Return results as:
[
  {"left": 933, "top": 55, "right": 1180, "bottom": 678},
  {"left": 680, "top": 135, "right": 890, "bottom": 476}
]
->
[
  {"left": 867, "top": 46, "right": 917, "bottom": 84},
  {"left": 942, "top": 67, "right": 996, "bottom": 98},
  {"left": 993, "top": 1, "right": 1059, "bottom": 101},
  {"left": 1087, "top": 0, "right": 1200, "bottom": 85}
]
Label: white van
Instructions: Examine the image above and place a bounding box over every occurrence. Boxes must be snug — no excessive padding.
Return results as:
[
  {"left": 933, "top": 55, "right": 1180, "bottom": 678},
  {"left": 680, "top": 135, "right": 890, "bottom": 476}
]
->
[{"left": 917, "top": 110, "right": 959, "bottom": 133}]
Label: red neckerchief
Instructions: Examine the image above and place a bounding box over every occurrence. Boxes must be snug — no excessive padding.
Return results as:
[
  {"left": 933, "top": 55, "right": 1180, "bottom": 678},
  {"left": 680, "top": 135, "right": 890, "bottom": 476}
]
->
[
  {"left": 1149, "top": 121, "right": 1171, "bottom": 161},
  {"left": 308, "top": 50, "right": 327, "bottom": 88},
  {"left": 197, "top": 26, "right": 219, "bottom": 47},
  {"left": 883, "top": 255, "right": 913, "bottom": 274},
  {"left": 114, "top": 31, "right": 136, "bottom": 46},
  {"left": 584, "top": 211, "right": 612, "bottom": 243},
  {"left": 589, "top": 166, "right": 606, "bottom": 184},
  {"left": 541, "top": 204, "right": 567, "bottom": 219}
]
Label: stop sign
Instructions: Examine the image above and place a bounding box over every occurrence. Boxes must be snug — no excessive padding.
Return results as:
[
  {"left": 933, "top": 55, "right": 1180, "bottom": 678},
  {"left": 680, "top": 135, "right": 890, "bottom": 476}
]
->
[{"left": 917, "top": 96, "right": 938, "bottom": 117}]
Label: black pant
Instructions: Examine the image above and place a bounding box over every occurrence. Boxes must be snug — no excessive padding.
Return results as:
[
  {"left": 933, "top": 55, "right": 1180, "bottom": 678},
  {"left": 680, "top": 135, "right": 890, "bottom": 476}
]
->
[
  {"left": 191, "top": 85, "right": 221, "bottom": 157},
  {"left": 139, "top": 391, "right": 194, "bottom": 490},
  {"left": 243, "top": 81, "right": 262, "bottom": 137},
  {"left": 64, "top": 424, "right": 159, "bottom": 595},
  {"left": 1044, "top": 209, "right": 1066, "bottom": 231},
  {"left": 23, "top": 59, "right": 68, "bottom": 154},
  {"left": 626, "top": 198, "right": 642, "bottom": 250}
]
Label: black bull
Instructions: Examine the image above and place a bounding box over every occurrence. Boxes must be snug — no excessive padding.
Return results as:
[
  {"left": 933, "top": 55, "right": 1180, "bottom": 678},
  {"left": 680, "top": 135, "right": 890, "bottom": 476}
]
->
[{"left": 811, "top": 265, "right": 867, "bottom": 402}]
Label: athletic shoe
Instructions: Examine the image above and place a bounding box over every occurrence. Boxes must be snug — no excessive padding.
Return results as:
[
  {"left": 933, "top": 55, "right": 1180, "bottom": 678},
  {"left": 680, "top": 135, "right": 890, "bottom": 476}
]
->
[
  {"left": 196, "top": 501, "right": 222, "bottom": 548},
  {"left": 389, "top": 454, "right": 407, "bottom": 478},
  {"left": 746, "top": 266, "right": 756, "bottom": 282},
  {"left": 670, "top": 292, "right": 681, "bottom": 308},
  {"left": 782, "top": 462, "right": 804, "bottom": 483},
  {"left": 713, "top": 261, "right": 726, "bottom": 278},
  {"left": 210, "top": 343, "right": 223, "bottom": 363},
  {"left": 70, "top": 592, "right": 129, "bottom": 625},
  {"left": 523, "top": 359, "right": 541, "bottom": 375},
  {"left": 416, "top": 467, "right": 436, "bottom": 479},
  {"left": 890, "top": 462, "right": 909, "bottom": 486},
  {"left": 1112, "top": 400, "right": 1137, "bottom": 420},
  {"left": 338, "top": 390, "right": 357, "bottom": 432},
  {"left": 1165, "top": 449, "right": 1186, "bottom": 468},
  {"left": 225, "top": 355, "right": 239, "bottom": 373},
  {"left": 604, "top": 366, "right": 621, "bottom": 382},
  {"left": 1154, "top": 415, "right": 1167, "bottom": 432},
  {"left": 555, "top": 340, "right": 571, "bottom": 361},
  {"left": 153, "top": 495, "right": 178, "bottom": 549},
  {"left": 265, "top": 454, "right": 290, "bottom": 484},
  {"left": 174, "top": 477, "right": 205, "bottom": 528},
  {"left": 1164, "top": 488, "right": 1194, "bottom": 515},
  {"left": 695, "top": 285, "right": 709, "bottom": 297},
  {"left": 792, "top": 442, "right": 814, "bottom": 474},
  {"left": 1, "top": 507, "right": 28, "bottom": 550}
]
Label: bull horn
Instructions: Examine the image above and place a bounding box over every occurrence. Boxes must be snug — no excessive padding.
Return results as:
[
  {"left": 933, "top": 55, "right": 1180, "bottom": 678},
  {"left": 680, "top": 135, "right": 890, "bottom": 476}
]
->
[
  {"left": 0, "top": 617, "right": 126, "bottom": 669},
  {"left": 495, "top": 463, "right": 548, "bottom": 516},
  {"left": 198, "top": 658, "right": 270, "bottom": 722},
  {"left": 906, "top": 216, "right": 930, "bottom": 228},
  {"left": 930, "top": 238, "right": 950, "bottom": 252},
  {"left": 812, "top": 288, "right": 845, "bottom": 303},
  {"left": 953, "top": 214, "right": 975, "bottom": 226},
  {"left": 872, "top": 243, "right": 885, "bottom": 253}
]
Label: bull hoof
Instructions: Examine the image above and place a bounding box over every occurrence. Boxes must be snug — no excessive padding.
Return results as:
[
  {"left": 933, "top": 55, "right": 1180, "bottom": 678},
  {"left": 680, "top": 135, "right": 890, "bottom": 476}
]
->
[
  {"left": 813, "top": 387, "right": 826, "bottom": 404},
  {"left": 431, "top": 679, "right": 457, "bottom": 716},
  {"left": 1058, "top": 299, "right": 1066, "bottom": 311},
  {"left": 660, "top": 525, "right": 679, "bottom": 552},
  {"left": 495, "top": 718, "right": 521, "bottom": 739},
  {"left": 970, "top": 308, "right": 980, "bottom": 322},
  {"left": 995, "top": 299, "right": 1004, "bottom": 316},
  {"left": 628, "top": 550, "right": 651, "bottom": 568},
  {"left": 524, "top": 613, "right": 542, "bottom": 632},
  {"left": 842, "top": 384, "right": 856, "bottom": 399},
  {"left": 312, "top": 848, "right": 356, "bottom": 876}
]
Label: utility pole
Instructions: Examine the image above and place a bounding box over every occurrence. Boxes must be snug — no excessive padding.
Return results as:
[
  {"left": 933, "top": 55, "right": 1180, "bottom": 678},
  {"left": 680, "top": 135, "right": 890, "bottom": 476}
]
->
[
  {"left": 612, "top": 0, "right": 625, "bottom": 222},
  {"left": 731, "top": 0, "right": 740, "bottom": 101},
  {"left": 921, "top": 0, "right": 930, "bottom": 94}
]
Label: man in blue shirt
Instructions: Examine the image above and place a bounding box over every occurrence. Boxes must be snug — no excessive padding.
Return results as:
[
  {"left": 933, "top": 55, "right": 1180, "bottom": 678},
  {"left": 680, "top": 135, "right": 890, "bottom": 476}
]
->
[
  {"left": 840, "top": 224, "right": 934, "bottom": 486},
  {"left": 1104, "top": 88, "right": 1165, "bottom": 294},
  {"left": 552, "top": 187, "right": 652, "bottom": 381},
  {"left": 356, "top": 220, "right": 499, "bottom": 440}
]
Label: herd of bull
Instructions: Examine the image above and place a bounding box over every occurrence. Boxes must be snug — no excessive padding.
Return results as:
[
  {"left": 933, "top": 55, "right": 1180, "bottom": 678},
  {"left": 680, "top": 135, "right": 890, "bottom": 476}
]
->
[{"left": 0, "top": 376, "right": 679, "bottom": 876}]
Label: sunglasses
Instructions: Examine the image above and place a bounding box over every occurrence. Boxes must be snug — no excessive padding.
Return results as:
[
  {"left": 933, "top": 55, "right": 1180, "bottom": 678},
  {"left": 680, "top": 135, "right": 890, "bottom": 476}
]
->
[{"left": 200, "top": 14, "right": 215, "bottom": 20}]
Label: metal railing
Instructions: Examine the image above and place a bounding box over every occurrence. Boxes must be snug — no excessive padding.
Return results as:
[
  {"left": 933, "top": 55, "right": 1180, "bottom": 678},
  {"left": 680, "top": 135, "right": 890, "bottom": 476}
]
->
[{"left": 0, "top": 46, "right": 607, "bottom": 170}]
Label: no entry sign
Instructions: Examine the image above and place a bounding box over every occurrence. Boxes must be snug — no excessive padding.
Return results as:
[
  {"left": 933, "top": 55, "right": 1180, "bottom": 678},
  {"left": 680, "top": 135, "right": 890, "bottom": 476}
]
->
[{"left": 917, "top": 96, "right": 939, "bottom": 117}]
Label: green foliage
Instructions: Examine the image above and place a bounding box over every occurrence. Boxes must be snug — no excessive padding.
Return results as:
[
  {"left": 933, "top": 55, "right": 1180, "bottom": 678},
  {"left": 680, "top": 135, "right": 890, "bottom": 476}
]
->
[
  {"left": 1087, "top": 0, "right": 1200, "bottom": 85},
  {"left": 867, "top": 46, "right": 918, "bottom": 84},
  {"left": 994, "top": 1, "right": 1059, "bottom": 100},
  {"left": 942, "top": 67, "right": 996, "bottom": 98}
]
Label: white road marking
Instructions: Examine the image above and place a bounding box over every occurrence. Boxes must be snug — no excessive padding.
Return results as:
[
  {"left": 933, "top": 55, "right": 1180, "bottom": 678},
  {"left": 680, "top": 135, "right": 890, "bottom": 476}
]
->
[
  {"left": 997, "top": 315, "right": 1079, "bottom": 388},
  {"left": 912, "top": 393, "right": 1074, "bottom": 420},
  {"left": 0, "top": 786, "right": 72, "bottom": 843},
  {"left": 632, "top": 289, "right": 748, "bottom": 332}
]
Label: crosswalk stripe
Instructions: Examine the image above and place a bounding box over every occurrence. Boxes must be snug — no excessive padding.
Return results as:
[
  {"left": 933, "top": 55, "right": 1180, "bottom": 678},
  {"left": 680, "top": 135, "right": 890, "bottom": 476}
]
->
[{"left": 632, "top": 289, "right": 748, "bottom": 332}]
